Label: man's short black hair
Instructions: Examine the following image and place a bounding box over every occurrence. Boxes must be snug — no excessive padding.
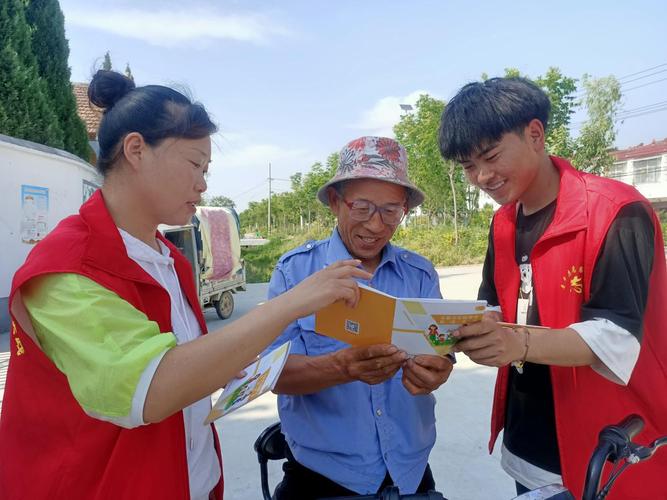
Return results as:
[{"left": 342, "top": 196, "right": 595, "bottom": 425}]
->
[{"left": 438, "top": 77, "right": 551, "bottom": 161}]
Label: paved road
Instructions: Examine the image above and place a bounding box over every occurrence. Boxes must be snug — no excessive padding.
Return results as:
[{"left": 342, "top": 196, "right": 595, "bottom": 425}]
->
[
  {"left": 216, "top": 266, "right": 515, "bottom": 500},
  {"left": 0, "top": 265, "right": 516, "bottom": 499}
]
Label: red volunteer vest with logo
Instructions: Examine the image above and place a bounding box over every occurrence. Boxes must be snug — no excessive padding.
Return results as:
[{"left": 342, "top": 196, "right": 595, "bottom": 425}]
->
[
  {"left": 489, "top": 157, "right": 667, "bottom": 499},
  {"left": 0, "top": 191, "right": 224, "bottom": 499}
]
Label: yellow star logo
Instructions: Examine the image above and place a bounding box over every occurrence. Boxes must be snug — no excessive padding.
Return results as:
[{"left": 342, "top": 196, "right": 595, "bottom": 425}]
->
[
  {"left": 14, "top": 337, "right": 25, "bottom": 356},
  {"left": 11, "top": 321, "right": 25, "bottom": 356},
  {"left": 560, "top": 265, "right": 584, "bottom": 294}
]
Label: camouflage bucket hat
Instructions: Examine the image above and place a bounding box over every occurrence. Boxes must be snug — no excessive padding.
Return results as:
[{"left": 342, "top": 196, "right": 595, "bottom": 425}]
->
[{"left": 316, "top": 136, "right": 425, "bottom": 209}]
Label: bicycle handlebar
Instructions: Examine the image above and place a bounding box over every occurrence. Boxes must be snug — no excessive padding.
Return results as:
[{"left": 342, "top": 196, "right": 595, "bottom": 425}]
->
[
  {"left": 614, "top": 414, "right": 644, "bottom": 441},
  {"left": 582, "top": 414, "right": 643, "bottom": 500}
]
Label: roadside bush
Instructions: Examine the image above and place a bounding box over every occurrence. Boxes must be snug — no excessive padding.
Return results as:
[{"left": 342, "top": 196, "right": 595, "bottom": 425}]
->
[
  {"left": 242, "top": 223, "right": 489, "bottom": 283},
  {"left": 392, "top": 225, "right": 488, "bottom": 267},
  {"left": 242, "top": 226, "right": 331, "bottom": 283}
]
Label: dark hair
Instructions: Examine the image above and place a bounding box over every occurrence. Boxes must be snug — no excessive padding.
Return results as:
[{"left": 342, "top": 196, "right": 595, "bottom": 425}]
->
[
  {"left": 438, "top": 77, "right": 550, "bottom": 161},
  {"left": 88, "top": 70, "right": 217, "bottom": 175}
]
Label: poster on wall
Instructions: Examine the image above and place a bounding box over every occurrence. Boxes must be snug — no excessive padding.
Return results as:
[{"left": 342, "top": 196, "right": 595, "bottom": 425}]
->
[
  {"left": 82, "top": 179, "right": 100, "bottom": 203},
  {"left": 21, "top": 185, "right": 49, "bottom": 244}
]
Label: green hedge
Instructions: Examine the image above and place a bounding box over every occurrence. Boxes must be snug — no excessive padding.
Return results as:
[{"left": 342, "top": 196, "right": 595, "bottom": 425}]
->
[
  {"left": 242, "top": 224, "right": 488, "bottom": 283},
  {"left": 242, "top": 227, "right": 331, "bottom": 283},
  {"left": 392, "top": 225, "right": 488, "bottom": 267}
]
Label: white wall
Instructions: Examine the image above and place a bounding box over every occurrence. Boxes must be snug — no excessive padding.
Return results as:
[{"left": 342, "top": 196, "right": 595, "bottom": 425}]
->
[
  {"left": 477, "top": 189, "right": 499, "bottom": 210},
  {"left": 632, "top": 155, "right": 667, "bottom": 202},
  {"left": 0, "top": 137, "right": 101, "bottom": 331},
  {"left": 611, "top": 154, "right": 667, "bottom": 207}
]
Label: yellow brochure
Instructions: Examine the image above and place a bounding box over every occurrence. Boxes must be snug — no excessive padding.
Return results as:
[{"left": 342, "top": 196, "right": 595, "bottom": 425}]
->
[{"left": 315, "top": 284, "right": 487, "bottom": 356}]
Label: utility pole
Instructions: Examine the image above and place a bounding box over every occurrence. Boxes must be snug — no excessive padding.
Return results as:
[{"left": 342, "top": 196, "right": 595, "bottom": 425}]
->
[{"left": 267, "top": 162, "right": 272, "bottom": 236}]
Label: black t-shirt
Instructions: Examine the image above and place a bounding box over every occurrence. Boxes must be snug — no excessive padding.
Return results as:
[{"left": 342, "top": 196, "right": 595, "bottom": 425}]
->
[{"left": 478, "top": 201, "right": 655, "bottom": 473}]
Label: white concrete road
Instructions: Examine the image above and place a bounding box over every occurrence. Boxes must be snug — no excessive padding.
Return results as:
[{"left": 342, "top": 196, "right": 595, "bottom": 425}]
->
[{"left": 212, "top": 265, "right": 516, "bottom": 500}]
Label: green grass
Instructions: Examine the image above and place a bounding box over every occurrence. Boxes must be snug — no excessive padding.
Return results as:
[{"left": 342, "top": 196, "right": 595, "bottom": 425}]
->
[
  {"left": 392, "top": 225, "right": 489, "bottom": 267},
  {"left": 242, "top": 224, "right": 488, "bottom": 283},
  {"left": 242, "top": 227, "right": 332, "bottom": 283}
]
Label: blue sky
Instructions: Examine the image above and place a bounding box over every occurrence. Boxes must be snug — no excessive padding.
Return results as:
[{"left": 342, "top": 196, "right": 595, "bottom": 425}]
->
[{"left": 60, "top": 0, "right": 667, "bottom": 210}]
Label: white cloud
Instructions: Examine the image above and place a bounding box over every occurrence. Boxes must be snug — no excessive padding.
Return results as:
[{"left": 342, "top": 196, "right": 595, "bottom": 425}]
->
[
  {"left": 351, "top": 89, "right": 439, "bottom": 137},
  {"left": 65, "top": 8, "right": 291, "bottom": 47},
  {"left": 206, "top": 133, "right": 316, "bottom": 211}
]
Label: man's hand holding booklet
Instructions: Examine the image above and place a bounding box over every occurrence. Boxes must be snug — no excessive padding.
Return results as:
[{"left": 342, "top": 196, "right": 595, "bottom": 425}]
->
[{"left": 315, "top": 284, "right": 488, "bottom": 357}]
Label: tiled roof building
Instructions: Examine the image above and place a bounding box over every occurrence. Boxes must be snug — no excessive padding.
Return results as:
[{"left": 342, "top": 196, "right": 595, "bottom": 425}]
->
[
  {"left": 610, "top": 138, "right": 667, "bottom": 211},
  {"left": 613, "top": 138, "right": 667, "bottom": 162},
  {"left": 72, "top": 83, "right": 102, "bottom": 163}
]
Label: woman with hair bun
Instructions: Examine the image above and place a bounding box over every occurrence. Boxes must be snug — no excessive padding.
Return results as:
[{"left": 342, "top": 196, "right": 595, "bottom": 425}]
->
[{"left": 0, "top": 70, "right": 370, "bottom": 500}]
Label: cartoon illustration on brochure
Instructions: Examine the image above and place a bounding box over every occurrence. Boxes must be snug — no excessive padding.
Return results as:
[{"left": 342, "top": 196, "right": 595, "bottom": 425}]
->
[{"left": 393, "top": 299, "right": 485, "bottom": 356}]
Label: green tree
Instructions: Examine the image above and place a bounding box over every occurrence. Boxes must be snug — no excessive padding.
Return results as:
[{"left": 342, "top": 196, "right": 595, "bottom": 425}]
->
[
  {"left": 239, "top": 154, "right": 338, "bottom": 236},
  {"left": 125, "top": 62, "right": 134, "bottom": 81},
  {"left": 497, "top": 67, "right": 620, "bottom": 172},
  {"left": 394, "top": 94, "right": 468, "bottom": 241},
  {"left": 572, "top": 75, "right": 622, "bottom": 173},
  {"left": 0, "top": 0, "right": 63, "bottom": 147},
  {"left": 534, "top": 67, "right": 577, "bottom": 158},
  {"left": 500, "top": 67, "right": 578, "bottom": 158},
  {"left": 26, "top": 0, "right": 90, "bottom": 159},
  {"left": 102, "top": 51, "right": 112, "bottom": 70}
]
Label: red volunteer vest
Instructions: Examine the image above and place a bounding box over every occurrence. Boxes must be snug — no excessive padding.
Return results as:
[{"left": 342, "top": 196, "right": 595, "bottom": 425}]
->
[
  {"left": 0, "top": 191, "right": 224, "bottom": 499},
  {"left": 489, "top": 157, "right": 667, "bottom": 499}
]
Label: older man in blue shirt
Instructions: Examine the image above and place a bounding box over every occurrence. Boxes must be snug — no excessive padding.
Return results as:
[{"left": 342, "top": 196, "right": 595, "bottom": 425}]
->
[{"left": 266, "top": 136, "right": 453, "bottom": 499}]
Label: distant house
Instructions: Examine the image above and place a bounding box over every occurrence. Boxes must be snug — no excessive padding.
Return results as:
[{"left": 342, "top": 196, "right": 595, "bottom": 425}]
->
[
  {"left": 72, "top": 82, "right": 103, "bottom": 165},
  {"left": 611, "top": 138, "right": 667, "bottom": 211}
]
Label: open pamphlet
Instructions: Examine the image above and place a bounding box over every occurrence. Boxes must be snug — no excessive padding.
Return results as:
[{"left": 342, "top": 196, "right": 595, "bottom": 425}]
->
[
  {"left": 315, "top": 284, "right": 487, "bottom": 356},
  {"left": 204, "top": 341, "right": 291, "bottom": 424}
]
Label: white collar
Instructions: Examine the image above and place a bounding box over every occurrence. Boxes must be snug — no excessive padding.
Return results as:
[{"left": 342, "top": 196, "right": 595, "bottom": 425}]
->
[{"left": 118, "top": 228, "right": 173, "bottom": 266}]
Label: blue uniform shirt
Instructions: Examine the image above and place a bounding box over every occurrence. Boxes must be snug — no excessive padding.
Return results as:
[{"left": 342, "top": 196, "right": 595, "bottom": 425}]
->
[{"left": 266, "top": 228, "right": 441, "bottom": 494}]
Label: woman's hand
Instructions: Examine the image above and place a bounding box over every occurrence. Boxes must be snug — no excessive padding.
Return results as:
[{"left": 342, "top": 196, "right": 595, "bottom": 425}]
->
[{"left": 286, "top": 259, "right": 372, "bottom": 318}]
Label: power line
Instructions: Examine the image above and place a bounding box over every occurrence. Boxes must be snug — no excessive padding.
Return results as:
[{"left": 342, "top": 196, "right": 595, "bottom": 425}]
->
[
  {"left": 618, "top": 63, "right": 667, "bottom": 82},
  {"left": 616, "top": 100, "right": 667, "bottom": 116},
  {"left": 618, "top": 68, "right": 667, "bottom": 86},
  {"left": 234, "top": 189, "right": 267, "bottom": 203},
  {"left": 232, "top": 180, "right": 267, "bottom": 199},
  {"left": 618, "top": 106, "right": 667, "bottom": 118},
  {"left": 616, "top": 106, "right": 667, "bottom": 121},
  {"left": 570, "top": 99, "right": 667, "bottom": 127},
  {"left": 621, "top": 77, "right": 667, "bottom": 93},
  {"left": 572, "top": 63, "right": 667, "bottom": 98}
]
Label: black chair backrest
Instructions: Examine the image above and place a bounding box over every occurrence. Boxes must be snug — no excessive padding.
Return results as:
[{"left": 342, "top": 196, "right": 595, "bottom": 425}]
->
[
  {"left": 255, "top": 421, "right": 287, "bottom": 461},
  {"left": 254, "top": 422, "right": 287, "bottom": 500}
]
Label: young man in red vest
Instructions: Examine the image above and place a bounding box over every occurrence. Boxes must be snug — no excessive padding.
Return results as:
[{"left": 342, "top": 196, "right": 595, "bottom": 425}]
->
[{"left": 438, "top": 77, "right": 667, "bottom": 498}]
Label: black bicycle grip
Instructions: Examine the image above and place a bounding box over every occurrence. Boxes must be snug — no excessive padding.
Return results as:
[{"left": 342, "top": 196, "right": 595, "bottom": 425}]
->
[{"left": 615, "top": 414, "right": 644, "bottom": 441}]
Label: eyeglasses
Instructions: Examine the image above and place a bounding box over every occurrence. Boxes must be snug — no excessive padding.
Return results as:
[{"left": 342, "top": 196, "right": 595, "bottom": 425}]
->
[{"left": 342, "top": 199, "right": 407, "bottom": 225}]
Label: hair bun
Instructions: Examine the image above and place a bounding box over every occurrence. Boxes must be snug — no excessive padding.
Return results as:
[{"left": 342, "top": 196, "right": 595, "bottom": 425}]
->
[{"left": 88, "top": 70, "right": 136, "bottom": 110}]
